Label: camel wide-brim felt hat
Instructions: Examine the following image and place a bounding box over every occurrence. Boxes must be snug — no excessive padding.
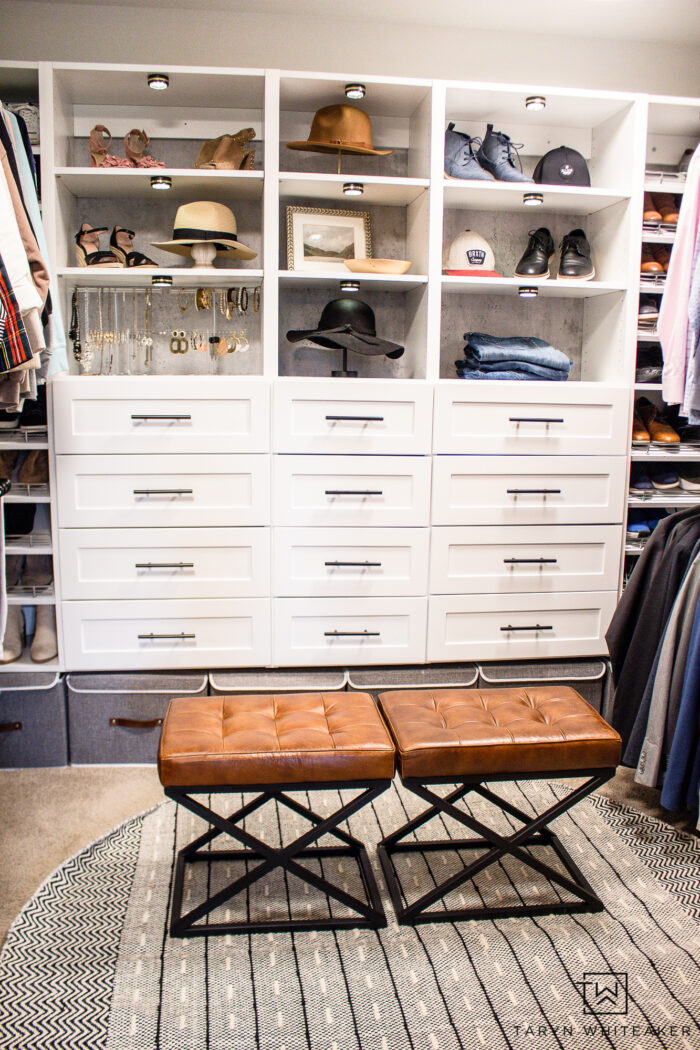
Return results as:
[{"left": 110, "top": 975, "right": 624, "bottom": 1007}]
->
[
  {"left": 286, "top": 104, "right": 393, "bottom": 156},
  {"left": 287, "top": 297, "right": 404, "bottom": 359},
  {"left": 151, "top": 201, "right": 257, "bottom": 259}
]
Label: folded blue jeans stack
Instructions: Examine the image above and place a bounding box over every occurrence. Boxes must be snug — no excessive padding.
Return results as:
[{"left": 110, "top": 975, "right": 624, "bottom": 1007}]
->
[{"left": 455, "top": 333, "right": 572, "bottom": 381}]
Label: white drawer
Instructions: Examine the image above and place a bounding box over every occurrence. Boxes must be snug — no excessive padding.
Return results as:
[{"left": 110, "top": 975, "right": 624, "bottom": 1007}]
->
[
  {"left": 431, "top": 455, "right": 626, "bottom": 526},
  {"left": 433, "top": 383, "right": 628, "bottom": 455},
  {"left": 427, "top": 591, "right": 617, "bottom": 662},
  {"left": 273, "top": 597, "right": 427, "bottom": 667},
  {"left": 430, "top": 524, "right": 621, "bottom": 594},
  {"left": 62, "top": 598, "right": 271, "bottom": 671},
  {"left": 273, "top": 379, "right": 432, "bottom": 454},
  {"left": 274, "top": 455, "right": 431, "bottom": 527},
  {"left": 59, "top": 527, "right": 270, "bottom": 600},
  {"left": 52, "top": 376, "right": 270, "bottom": 454},
  {"left": 273, "top": 527, "right": 429, "bottom": 597},
  {"left": 56, "top": 454, "right": 270, "bottom": 528}
]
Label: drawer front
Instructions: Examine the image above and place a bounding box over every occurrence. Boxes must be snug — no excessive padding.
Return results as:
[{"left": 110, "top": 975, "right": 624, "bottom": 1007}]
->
[
  {"left": 274, "top": 455, "right": 431, "bottom": 527},
  {"left": 427, "top": 592, "right": 617, "bottom": 662},
  {"left": 273, "top": 527, "right": 429, "bottom": 597},
  {"left": 433, "top": 384, "right": 628, "bottom": 455},
  {"left": 59, "top": 527, "right": 270, "bottom": 600},
  {"left": 431, "top": 455, "right": 626, "bottom": 526},
  {"left": 430, "top": 524, "right": 621, "bottom": 594},
  {"left": 62, "top": 598, "right": 271, "bottom": 671},
  {"left": 273, "top": 379, "right": 432, "bottom": 454},
  {"left": 52, "top": 376, "right": 270, "bottom": 454},
  {"left": 56, "top": 454, "right": 270, "bottom": 528},
  {"left": 273, "top": 597, "right": 427, "bottom": 666}
]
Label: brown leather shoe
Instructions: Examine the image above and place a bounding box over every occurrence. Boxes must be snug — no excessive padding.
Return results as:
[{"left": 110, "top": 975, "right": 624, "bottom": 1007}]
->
[
  {"left": 652, "top": 244, "right": 672, "bottom": 271},
  {"left": 641, "top": 246, "right": 663, "bottom": 273},
  {"left": 638, "top": 401, "right": 680, "bottom": 445},
  {"left": 17, "top": 449, "right": 48, "bottom": 485},
  {"left": 0, "top": 449, "right": 18, "bottom": 480},
  {"left": 632, "top": 412, "right": 650, "bottom": 445},
  {"left": 653, "top": 192, "right": 679, "bottom": 225},
  {"left": 643, "top": 193, "right": 662, "bottom": 222}
]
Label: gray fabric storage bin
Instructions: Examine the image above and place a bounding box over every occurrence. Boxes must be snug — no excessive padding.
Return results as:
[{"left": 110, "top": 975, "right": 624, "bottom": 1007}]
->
[
  {"left": 66, "top": 672, "right": 208, "bottom": 765},
  {"left": 347, "top": 664, "right": 478, "bottom": 701},
  {"left": 477, "top": 659, "right": 609, "bottom": 711},
  {"left": 209, "top": 668, "right": 347, "bottom": 694},
  {"left": 0, "top": 673, "right": 67, "bottom": 768}
]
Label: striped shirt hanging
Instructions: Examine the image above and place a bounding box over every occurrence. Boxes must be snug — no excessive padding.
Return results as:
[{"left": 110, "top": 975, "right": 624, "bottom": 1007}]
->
[{"left": 0, "top": 250, "right": 33, "bottom": 373}]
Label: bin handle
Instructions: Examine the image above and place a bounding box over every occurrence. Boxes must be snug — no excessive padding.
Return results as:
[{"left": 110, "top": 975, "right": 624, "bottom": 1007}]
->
[
  {"left": 109, "top": 717, "right": 163, "bottom": 729},
  {"left": 0, "top": 721, "right": 21, "bottom": 733}
]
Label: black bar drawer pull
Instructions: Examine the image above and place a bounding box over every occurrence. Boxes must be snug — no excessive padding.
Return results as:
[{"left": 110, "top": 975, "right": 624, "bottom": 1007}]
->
[
  {"left": 133, "top": 489, "right": 194, "bottom": 496},
  {"left": 110, "top": 717, "right": 163, "bottom": 728},
  {"left": 325, "top": 414, "right": 384, "bottom": 422},
  {"left": 130, "top": 414, "right": 192, "bottom": 421},
  {"left": 0, "top": 722, "right": 21, "bottom": 733},
  {"left": 135, "top": 562, "right": 195, "bottom": 570},
  {"left": 507, "top": 488, "right": 562, "bottom": 495},
  {"left": 325, "top": 561, "right": 382, "bottom": 567},
  {"left": 503, "top": 557, "right": 558, "bottom": 564},
  {"left": 509, "top": 416, "right": 564, "bottom": 424},
  {"left": 500, "top": 624, "right": 553, "bottom": 632},
  {"left": 325, "top": 489, "right": 383, "bottom": 496},
  {"left": 138, "top": 632, "right": 196, "bottom": 641},
  {"left": 324, "top": 630, "right": 381, "bottom": 637}
]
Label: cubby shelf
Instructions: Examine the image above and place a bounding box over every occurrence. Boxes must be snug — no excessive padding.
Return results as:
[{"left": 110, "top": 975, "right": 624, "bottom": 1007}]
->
[
  {"left": 644, "top": 177, "right": 686, "bottom": 193},
  {"left": 279, "top": 173, "right": 429, "bottom": 206},
  {"left": 55, "top": 168, "right": 264, "bottom": 201},
  {"left": 631, "top": 445, "right": 700, "bottom": 459},
  {"left": 57, "top": 267, "right": 263, "bottom": 288},
  {"left": 628, "top": 493, "right": 699, "bottom": 506},
  {"left": 441, "top": 275, "right": 623, "bottom": 298},
  {"left": 278, "top": 270, "right": 428, "bottom": 293},
  {"left": 442, "top": 181, "right": 630, "bottom": 214},
  {"left": 641, "top": 228, "right": 676, "bottom": 244}
]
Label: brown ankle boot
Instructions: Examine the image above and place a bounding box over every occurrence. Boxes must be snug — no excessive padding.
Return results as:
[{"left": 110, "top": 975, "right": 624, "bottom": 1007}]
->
[
  {"left": 18, "top": 449, "right": 48, "bottom": 485},
  {"left": 0, "top": 449, "right": 18, "bottom": 480}
]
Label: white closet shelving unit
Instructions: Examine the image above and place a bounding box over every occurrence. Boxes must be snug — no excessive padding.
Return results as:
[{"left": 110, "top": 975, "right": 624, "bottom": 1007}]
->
[
  {"left": 625, "top": 95, "right": 700, "bottom": 566},
  {"left": 1, "top": 59, "right": 698, "bottom": 671},
  {"left": 0, "top": 61, "right": 62, "bottom": 673}
]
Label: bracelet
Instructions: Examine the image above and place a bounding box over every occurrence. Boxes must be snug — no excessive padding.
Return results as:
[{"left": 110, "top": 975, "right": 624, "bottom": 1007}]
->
[{"left": 252, "top": 286, "right": 261, "bottom": 313}]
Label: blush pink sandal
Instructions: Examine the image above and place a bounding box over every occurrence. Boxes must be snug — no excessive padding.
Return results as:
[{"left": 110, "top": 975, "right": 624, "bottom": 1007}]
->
[
  {"left": 124, "top": 129, "right": 165, "bottom": 168},
  {"left": 88, "top": 126, "right": 132, "bottom": 168}
]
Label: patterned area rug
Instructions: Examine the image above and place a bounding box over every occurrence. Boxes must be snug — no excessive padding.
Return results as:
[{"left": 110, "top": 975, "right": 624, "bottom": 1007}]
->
[{"left": 1, "top": 781, "right": 699, "bottom": 1050}]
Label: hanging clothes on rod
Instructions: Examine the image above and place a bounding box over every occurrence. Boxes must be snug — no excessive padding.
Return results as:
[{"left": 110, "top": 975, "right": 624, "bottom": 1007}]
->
[
  {"left": 606, "top": 506, "right": 700, "bottom": 811},
  {"left": 0, "top": 98, "right": 67, "bottom": 417},
  {"left": 659, "top": 142, "right": 700, "bottom": 418}
]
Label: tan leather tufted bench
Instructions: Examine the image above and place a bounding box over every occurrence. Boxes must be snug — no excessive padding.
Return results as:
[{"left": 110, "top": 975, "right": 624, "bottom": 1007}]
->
[
  {"left": 159, "top": 692, "right": 395, "bottom": 937},
  {"left": 376, "top": 685, "right": 621, "bottom": 925}
]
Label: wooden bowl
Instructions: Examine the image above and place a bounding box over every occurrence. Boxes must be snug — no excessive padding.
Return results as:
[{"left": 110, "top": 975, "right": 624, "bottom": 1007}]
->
[{"left": 344, "top": 258, "right": 412, "bottom": 275}]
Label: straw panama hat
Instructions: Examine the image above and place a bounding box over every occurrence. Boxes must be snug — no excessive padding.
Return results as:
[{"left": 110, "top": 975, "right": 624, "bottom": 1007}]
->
[{"left": 152, "top": 201, "right": 257, "bottom": 259}]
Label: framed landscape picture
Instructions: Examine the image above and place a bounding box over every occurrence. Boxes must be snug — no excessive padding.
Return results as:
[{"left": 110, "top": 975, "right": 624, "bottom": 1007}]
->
[{"left": 286, "top": 206, "right": 372, "bottom": 272}]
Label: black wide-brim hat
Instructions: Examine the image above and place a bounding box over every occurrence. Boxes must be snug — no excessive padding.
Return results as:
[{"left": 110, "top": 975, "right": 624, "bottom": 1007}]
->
[{"left": 286, "top": 297, "right": 404, "bottom": 359}]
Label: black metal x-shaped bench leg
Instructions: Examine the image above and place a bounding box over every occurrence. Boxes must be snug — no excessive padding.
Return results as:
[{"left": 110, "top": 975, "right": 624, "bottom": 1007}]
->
[
  {"left": 377, "top": 769, "right": 615, "bottom": 924},
  {"left": 165, "top": 780, "right": 391, "bottom": 936}
]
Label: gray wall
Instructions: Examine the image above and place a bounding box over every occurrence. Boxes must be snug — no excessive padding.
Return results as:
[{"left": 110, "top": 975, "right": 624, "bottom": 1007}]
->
[{"left": 1, "top": 1, "right": 699, "bottom": 97}]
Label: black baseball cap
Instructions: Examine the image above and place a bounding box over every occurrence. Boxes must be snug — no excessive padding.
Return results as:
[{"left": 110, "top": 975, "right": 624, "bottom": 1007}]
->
[{"left": 533, "top": 146, "right": 590, "bottom": 187}]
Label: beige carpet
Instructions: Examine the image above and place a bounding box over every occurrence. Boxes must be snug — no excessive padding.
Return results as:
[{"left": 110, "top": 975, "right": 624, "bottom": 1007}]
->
[{"left": 0, "top": 764, "right": 695, "bottom": 948}]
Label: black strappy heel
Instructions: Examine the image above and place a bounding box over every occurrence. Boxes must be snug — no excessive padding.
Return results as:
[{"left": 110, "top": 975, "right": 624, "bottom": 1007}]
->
[{"left": 110, "top": 226, "right": 159, "bottom": 268}]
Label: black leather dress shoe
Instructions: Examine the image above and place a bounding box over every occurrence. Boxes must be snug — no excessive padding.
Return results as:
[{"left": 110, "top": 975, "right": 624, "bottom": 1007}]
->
[
  {"left": 514, "top": 227, "right": 554, "bottom": 278},
  {"left": 635, "top": 365, "right": 663, "bottom": 383},
  {"left": 558, "top": 229, "right": 595, "bottom": 280}
]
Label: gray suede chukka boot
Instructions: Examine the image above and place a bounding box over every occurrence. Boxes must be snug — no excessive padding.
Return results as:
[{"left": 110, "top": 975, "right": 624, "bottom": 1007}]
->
[
  {"left": 477, "top": 123, "right": 533, "bottom": 183},
  {"left": 444, "top": 123, "right": 494, "bottom": 181}
]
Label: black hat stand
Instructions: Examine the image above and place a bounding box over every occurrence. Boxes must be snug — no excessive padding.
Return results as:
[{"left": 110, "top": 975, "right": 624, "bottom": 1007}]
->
[{"left": 331, "top": 347, "right": 358, "bottom": 378}]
